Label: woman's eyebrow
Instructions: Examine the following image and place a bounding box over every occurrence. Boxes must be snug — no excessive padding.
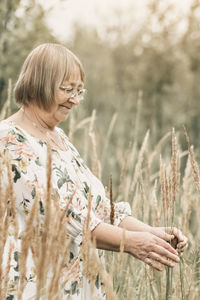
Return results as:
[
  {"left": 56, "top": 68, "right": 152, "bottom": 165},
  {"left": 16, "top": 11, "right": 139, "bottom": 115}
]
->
[
  {"left": 63, "top": 82, "right": 84, "bottom": 88},
  {"left": 71, "top": 82, "right": 84, "bottom": 87}
]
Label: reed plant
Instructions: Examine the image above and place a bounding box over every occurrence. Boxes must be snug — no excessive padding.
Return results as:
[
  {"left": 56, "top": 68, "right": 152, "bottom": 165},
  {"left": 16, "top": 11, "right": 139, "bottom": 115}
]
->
[{"left": 0, "top": 88, "right": 200, "bottom": 299}]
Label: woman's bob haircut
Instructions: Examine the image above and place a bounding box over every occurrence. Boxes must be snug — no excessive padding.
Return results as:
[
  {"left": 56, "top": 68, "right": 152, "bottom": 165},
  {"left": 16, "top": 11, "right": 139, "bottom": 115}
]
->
[{"left": 14, "top": 43, "right": 84, "bottom": 111}]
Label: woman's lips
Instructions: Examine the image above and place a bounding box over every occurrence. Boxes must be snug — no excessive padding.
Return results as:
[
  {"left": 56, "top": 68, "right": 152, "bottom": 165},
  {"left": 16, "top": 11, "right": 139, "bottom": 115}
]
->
[{"left": 59, "top": 105, "right": 71, "bottom": 110}]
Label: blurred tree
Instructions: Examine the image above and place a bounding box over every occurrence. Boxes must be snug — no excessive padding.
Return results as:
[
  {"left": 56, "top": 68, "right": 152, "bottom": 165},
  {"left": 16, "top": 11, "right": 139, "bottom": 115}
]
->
[
  {"left": 65, "top": 0, "right": 200, "bottom": 183},
  {"left": 0, "top": 0, "right": 56, "bottom": 109},
  {"left": 1, "top": 0, "right": 200, "bottom": 181}
]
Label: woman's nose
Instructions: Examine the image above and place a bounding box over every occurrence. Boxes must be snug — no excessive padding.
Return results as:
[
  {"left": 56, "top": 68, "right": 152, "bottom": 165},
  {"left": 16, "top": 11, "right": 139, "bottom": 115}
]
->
[{"left": 68, "top": 95, "right": 79, "bottom": 105}]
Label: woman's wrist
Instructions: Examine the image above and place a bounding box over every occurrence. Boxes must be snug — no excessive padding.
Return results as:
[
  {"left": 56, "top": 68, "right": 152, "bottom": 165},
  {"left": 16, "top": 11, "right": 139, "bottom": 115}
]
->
[{"left": 119, "top": 216, "right": 153, "bottom": 233}]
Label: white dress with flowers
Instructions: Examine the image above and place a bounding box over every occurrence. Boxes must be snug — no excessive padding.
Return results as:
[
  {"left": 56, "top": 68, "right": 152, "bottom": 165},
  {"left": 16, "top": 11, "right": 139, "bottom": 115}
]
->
[{"left": 0, "top": 120, "right": 131, "bottom": 300}]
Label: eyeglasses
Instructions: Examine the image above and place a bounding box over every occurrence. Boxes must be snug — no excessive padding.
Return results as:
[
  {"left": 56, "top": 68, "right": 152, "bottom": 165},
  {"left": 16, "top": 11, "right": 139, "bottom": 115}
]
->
[{"left": 59, "top": 85, "right": 87, "bottom": 102}]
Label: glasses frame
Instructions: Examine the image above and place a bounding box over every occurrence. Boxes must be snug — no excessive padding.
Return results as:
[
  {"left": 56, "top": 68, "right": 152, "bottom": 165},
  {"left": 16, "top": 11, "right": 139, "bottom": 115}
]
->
[{"left": 59, "top": 85, "right": 87, "bottom": 102}]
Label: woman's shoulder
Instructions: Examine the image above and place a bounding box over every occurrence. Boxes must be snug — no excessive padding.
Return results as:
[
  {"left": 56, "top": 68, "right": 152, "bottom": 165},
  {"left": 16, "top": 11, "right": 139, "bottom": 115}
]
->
[
  {"left": 0, "top": 119, "right": 28, "bottom": 149},
  {"left": 56, "top": 126, "right": 69, "bottom": 140},
  {"left": 0, "top": 119, "right": 14, "bottom": 137}
]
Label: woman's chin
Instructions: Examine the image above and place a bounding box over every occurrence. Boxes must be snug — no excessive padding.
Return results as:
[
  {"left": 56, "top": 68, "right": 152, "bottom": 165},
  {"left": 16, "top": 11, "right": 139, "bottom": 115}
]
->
[{"left": 57, "top": 111, "right": 70, "bottom": 122}]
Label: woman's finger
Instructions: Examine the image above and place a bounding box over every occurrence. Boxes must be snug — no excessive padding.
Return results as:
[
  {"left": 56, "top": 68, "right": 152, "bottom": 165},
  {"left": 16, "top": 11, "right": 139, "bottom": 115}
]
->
[
  {"left": 156, "top": 230, "right": 174, "bottom": 242},
  {"left": 148, "top": 252, "right": 176, "bottom": 268},
  {"left": 144, "top": 257, "right": 164, "bottom": 271},
  {"left": 152, "top": 243, "right": 180, "bottom": 263},
  {"left": 154, "top": 236, "right": 179, "bottom": 256},
  {"left": 177, "top": 241, "right": 188, "bottom": 250},
  {"left": 165, "top": 227, "right": 187, "bottom": 244}
]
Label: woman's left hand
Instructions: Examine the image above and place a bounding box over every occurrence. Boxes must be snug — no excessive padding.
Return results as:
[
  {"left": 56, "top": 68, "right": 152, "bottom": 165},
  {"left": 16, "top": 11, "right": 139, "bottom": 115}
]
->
[{"left": 150, "top": 227, "right": 188, "bottom": 253}]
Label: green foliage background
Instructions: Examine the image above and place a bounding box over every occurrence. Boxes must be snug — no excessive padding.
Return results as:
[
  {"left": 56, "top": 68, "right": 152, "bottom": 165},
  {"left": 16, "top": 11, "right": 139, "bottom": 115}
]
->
[{"left": 1, "top": 0, "right": 200, "bottom": 183}]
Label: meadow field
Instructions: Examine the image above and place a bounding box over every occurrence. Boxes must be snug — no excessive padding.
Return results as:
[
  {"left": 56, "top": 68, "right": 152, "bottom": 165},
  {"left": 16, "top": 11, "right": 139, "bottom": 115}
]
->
[
  {"left": 0, "top": 91, "right": 200, "bottom": 299},
  {"left": 1, "top": 0, "right": 200, "bottom": 298}
]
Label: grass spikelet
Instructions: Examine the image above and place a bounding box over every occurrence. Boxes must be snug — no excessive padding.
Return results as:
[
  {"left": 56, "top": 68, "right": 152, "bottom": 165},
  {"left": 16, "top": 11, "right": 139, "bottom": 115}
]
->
[{"left": 170, "top": 128, "right": 180, "bottom": 223}]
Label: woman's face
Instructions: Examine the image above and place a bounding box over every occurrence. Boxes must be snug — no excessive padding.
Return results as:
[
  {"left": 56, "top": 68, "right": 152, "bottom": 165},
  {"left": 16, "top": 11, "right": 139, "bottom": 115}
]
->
[{"left": 49, "top": 71, "right": 84, "bottom": 124}]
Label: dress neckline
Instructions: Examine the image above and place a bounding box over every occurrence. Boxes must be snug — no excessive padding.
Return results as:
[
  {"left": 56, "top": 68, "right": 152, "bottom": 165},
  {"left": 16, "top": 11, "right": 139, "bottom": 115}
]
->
[{"left": 2, "top": 119, "right": 69, "bottom": 153}]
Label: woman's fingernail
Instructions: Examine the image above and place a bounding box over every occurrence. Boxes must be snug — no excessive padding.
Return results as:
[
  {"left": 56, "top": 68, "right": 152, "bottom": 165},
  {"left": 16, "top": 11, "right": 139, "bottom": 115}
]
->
[{"left": 170, "top": 263, "right": 175, "bottom": 267}]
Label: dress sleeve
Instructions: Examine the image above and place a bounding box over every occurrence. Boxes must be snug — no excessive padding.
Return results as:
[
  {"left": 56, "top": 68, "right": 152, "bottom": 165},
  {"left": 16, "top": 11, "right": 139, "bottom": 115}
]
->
[
  {"left": 61, "top": 132, "right": 132, "bottom": 229},
  {"left": 94, "top": 195, "right": 132, "bottom": 227}
]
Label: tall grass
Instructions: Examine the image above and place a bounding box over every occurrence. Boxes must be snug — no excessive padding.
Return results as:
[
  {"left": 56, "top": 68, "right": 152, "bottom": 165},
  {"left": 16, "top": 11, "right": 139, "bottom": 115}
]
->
[{"left": 0, "top": 90, "right": 200, "bottom": 299}]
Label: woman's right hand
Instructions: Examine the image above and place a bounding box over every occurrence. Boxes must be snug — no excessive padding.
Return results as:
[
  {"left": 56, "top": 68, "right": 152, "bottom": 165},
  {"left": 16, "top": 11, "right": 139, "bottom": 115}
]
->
[{"left": 125, "top": 231, "right": 180, "bottom": 271}]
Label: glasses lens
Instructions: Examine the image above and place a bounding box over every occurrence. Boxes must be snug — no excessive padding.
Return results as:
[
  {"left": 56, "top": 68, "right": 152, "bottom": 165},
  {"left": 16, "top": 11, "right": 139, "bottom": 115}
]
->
[
  {"left": 77, "top": 89, "right": 87, "bottom": 101},
  {"left": 60, "top": 86, "right": 87, "bottom": 101}
]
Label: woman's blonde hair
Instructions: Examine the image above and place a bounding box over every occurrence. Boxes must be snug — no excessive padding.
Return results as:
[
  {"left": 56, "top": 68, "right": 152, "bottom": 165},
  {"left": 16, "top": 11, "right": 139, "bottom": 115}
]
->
[{"left": 14, "top": 43, "right": 84, "bottom": 111}]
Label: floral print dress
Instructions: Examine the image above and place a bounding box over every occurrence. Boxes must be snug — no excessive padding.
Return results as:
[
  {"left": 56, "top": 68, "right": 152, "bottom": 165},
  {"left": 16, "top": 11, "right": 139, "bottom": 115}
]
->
[{"left": 0, "top": 120, "right": 131, "bottom": 300}]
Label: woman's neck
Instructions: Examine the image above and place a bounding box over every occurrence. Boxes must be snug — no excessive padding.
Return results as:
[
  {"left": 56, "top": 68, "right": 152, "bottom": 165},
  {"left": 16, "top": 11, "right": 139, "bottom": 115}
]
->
[{"left": 21, "top": 105, "right": 57, "bottom": 131}]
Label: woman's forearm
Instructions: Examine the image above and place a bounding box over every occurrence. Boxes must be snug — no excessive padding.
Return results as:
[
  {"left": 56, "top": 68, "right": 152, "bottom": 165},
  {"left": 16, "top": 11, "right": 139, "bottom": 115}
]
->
[
  {"left": 118, "top": 216, "right": 152, "bottom": 232},
  {"left": 91, "top": 222, "right": 128, "bottom": 252},
  {"left": 91, "top": 221, "right": 180, "bottom": 271},
  {"left": 92, "top": 217, "right": 153, "bottom": 253},
  {"left": 119, "top": 216, "right": 188, "bottom": 251}
]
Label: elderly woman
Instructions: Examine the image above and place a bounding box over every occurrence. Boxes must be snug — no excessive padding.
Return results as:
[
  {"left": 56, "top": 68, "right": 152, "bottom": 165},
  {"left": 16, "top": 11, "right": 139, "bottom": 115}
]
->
[{"left": 0, "top": 43, "right": 187, "bottom": 299}]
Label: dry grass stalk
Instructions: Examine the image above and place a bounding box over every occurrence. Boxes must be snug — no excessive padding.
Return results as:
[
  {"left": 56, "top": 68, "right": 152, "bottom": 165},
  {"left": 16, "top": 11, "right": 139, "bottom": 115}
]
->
[
  {"left": 160, "top": 156, "right": 168, "bottom": 225},
  {"left": 109, "top": 174, "right": 114, "bottom": 225},
  {"left": 170, "top": 128, "right": 180, "bottom": 223},
  {"left": 0, "top": 150, "right": 18, "bottom": 298},
  {"left": 0, "top": 104, "right": 199, "bottom": 299},
  {"left": 185, "top": 130, "right": 200, "bottom": 194},
  {"left": 149, "top": 131, "right": 171, "bottom": 167},
  {"left": 129, "top": 130, "right": 150, "bottom": 201},
  {"left": 182, "top": 157, "right": 193, "bottom": 236},
  {"left": 68, "top": 110, "right": 75, "bottom": 141},
  {"left": 118, "top": 147, "right": 130, "bottom": 197},
  {"left": 81, "top": 187, "right": 95, "bottom": 283},
  {"left": 0, "top": 189, "right": 10, "bottom": 299},
  {"left": 36, "top": 145, "right": 52, "bottom": 298},
  {"left": 101, "top": 112, "right": 118, "bottom": 169},
  {"left": 17, "top": 195, "right": 38, "bottom": 300},
  {"left": 119, "top": 229, "right": 125, "bottom": 268},
  {"left": 48, "top": 191, "right": 76, "bottom": 298},
  {"left": 1, "top": 241, "right": 13, "bottom": 299},
  {"left": 6, "top": 154, "right": 18, "bottom": 241},
  {"left": 131, "top": 182, "right": 140, "bottom": 214},
  {"left": 0, "top": 152, "right": 8, "bottom": 297},
  {"left": 71, "top": 116, "right": 92, "bottom": 136},
  {"left": 151, "top": 180, "right": 160, "bottom": 227},
  {"left": 81, "top": 188, "right": 116, "bottom": 299},
  {"left": 89, "top": 110, "right": 101, "bottom": 179}
]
